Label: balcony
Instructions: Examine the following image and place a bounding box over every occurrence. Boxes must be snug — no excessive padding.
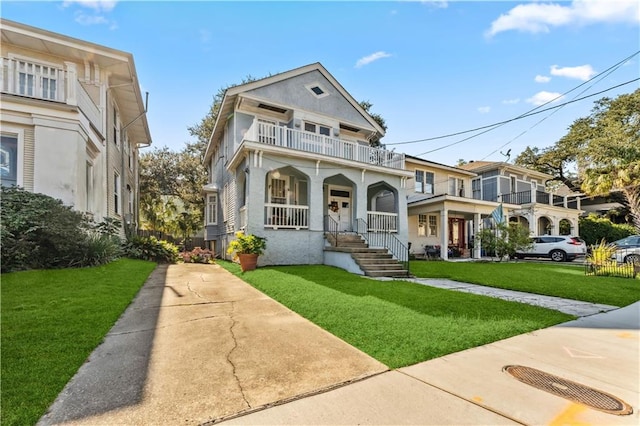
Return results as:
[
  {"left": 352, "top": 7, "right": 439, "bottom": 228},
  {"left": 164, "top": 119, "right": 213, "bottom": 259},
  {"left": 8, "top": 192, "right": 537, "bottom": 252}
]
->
[
  {"left": 245, "top": 121, "right": 405, "bottom": 170},
  {"left": 501, "top": 190, "right": 581, "bottom": 210},
  {"left": 1, "top": 57, "right": 102, "bottom": 134}
]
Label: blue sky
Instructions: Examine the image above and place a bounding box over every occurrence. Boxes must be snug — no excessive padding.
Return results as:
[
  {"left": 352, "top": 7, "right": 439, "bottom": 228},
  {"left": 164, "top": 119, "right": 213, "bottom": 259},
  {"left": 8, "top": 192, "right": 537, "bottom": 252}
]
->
[{"left": 2, "top": 0, "right": 639, "bottom": 165}]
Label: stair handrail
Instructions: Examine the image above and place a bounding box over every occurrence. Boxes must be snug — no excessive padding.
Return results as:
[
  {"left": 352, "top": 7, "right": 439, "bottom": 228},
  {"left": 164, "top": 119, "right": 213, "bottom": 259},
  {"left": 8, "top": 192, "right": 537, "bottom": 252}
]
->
[
  {"left": 324, "top": 215, "right": 340, "bottom": 247},
  {"left": 355, "top": 218, "right": 410, "bottom": 277}
]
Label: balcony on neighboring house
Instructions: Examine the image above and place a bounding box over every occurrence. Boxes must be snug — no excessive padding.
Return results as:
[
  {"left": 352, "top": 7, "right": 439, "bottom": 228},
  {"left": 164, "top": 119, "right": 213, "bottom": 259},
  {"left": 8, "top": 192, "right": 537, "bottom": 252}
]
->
[
  {"left": 243, "top": 120, "right": 405, "bottom": 170},
  {"left": 1, "top": 57, "right": 103, "bottom": 134},
  {"left": 500, "top": 189, "right": 581, "bottom": 209}
]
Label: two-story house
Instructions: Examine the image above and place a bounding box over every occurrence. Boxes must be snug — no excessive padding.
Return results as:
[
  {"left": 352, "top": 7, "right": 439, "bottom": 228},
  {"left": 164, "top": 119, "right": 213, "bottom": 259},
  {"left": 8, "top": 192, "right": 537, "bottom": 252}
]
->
[
  {"left": 406, "top": 155, "right": 506, "bottom": 259},
  {"left": 203, "top": 63, "right": 413, "bottom": 276},
  {"left": 0, "top": 19, "right": 151, "bottom": 230},
  {"left": 459, "top": 160, "right": 583, "bottom": 237}
]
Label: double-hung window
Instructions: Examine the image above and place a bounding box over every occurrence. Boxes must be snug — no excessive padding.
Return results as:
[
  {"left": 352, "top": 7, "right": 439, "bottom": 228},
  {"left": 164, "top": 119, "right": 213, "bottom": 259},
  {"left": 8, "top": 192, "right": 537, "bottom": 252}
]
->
[
  {"left": 415, "top": 170, "right": 434, "bottom": 194},
  {"left": 304, "top": 122, "right": 331, "bottom": 136},
  {"left": 448, "top": 177, "right": 464, "bottom": 196},
  {"left": 418, "top": 214, "right": 438, "bottom": 237},
  {"left": 206, "top": 194, "right": 218, "bottom": 225}
]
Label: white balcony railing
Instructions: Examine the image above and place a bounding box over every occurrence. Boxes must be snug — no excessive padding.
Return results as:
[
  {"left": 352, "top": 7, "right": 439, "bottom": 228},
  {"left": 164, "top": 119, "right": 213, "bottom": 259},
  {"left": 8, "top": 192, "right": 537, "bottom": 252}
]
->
[
  {"left": 367, "top": 211, "right": 398, "bottom": 232},
  {"left": 1, "top": 57, "right": 102, "bottom": 134},
  {"left": 264, "top": 204, "right": 309, "bottom": 229},
  {"left": 246, "top": 121, "right": 405, "bottom": 170}
]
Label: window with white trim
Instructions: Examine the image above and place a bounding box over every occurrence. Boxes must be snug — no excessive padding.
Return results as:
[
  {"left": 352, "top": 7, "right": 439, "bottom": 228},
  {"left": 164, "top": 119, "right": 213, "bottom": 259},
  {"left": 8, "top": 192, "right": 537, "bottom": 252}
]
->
[
  {"left": 448, "top": 177, "right": 464, "bottom": 196},
  {"left": 428, "top": 215, "right": 437, "bottom": 237},
  {"left": 17, "top": 60, "right": 59, "bottom": 100},
  {"left": 114, "top": 172, "right": 121, "bottom": 215},
  {"left": 304, "top": 122, "right": 331, "bottom": 136},
  {"left": 415, "top": 170, "right": 434, "bottom": 194},
  {"left": 127, "top": 184, "right": 133, "bottom": 214},
  {"left": 1, "top": 134, "right": 18, "bottom": 187},
  {"left": 472, "top": 178, "right": 481, "bottom": 200},
  {"left": 207, "top": 194, "right": 218, "bottom": 225},
  {"left": 418, "top": 214, "right": 427, "bottom": 236}
]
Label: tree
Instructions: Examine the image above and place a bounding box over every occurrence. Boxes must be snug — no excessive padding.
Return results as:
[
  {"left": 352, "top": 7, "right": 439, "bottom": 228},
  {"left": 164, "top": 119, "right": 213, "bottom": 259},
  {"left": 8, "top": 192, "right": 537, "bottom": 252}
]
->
[
  {"left": 514, "top": 89, "right": 640, "bottom": 231},
  {"left": 139, "top": 146, "right": 207, "bottom": 236},
  {"left": 478, "top": 222, "right": 532, "bottom": 261},
  {"left": 359, "top": 100, "right": 387, "bottom": 147}
]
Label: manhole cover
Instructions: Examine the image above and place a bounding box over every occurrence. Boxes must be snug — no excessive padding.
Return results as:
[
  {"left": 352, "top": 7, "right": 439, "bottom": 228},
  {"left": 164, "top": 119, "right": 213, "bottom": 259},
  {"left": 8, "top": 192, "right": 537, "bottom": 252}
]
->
[{"left": 503, "top": 365, "right": 633, "bottom": 416}]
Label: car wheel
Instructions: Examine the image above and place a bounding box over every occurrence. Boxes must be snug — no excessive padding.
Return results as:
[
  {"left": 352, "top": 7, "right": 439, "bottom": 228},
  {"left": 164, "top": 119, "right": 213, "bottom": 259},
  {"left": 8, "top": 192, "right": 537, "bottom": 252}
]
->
[
  {"left": 624, "top": 254, "right": 640, "bottom": 265},
  {"left": 550, "top": 250, "right": 567, "bottom": 262}
]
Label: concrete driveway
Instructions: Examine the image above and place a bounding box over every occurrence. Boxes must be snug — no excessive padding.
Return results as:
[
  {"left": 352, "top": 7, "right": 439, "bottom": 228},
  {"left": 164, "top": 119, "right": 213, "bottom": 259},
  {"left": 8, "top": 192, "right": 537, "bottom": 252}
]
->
[{"left": 38, "top": 263, "right": 387, "bottom": 425}]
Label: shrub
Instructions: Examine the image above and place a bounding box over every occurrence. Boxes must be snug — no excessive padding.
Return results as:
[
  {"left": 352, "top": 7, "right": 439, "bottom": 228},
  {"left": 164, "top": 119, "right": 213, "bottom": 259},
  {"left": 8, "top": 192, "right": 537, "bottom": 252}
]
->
[
  {"left": 81, "top": 233, "right": 123, "bottom": 266},
  {"left": 579, "top": 214, "right": 636, "bottom": 246},
  {"left": 124, "top": 236, "right": 179, "bottom": 263},
  {"left": 226, "top": 231, "right": 267, "bottom": 257},
  {"left": 1, "top": 187, "right": 91, "bottom": 272},
  {"left": 179, "top": 247, "right": 216, "bottom": 264}
]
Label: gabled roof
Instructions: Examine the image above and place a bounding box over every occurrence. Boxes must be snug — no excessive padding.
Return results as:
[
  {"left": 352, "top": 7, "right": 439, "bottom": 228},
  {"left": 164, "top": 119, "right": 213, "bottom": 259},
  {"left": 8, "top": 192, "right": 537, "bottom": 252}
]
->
[
  {"left": 1, "top": 18, "right": 151, "bottom": 146},
  {"left": 459, "top": 160, "right": 552, "bottom": 180},
  {"left": 204, "top": 62, "right": 384, "bottom": 162}
]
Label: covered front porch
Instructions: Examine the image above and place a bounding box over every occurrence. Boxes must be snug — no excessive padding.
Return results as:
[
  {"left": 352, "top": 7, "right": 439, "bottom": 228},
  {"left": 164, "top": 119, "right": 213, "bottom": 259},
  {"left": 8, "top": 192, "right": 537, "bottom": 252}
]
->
[{"left": 407, "top": 195, "right": 517, "bottom": 260}]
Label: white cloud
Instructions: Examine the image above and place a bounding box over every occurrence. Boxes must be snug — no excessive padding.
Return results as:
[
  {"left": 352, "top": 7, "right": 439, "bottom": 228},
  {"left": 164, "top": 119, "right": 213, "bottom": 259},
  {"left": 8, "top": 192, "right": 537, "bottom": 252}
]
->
[
  {"left": 477, "top": 106, "right": 491, "bottom": 114},
  {"left": 502, "top": 98, "right": 520, "bottom": 105},
  {"left": 535, "top": 75, "right": 551, "bottom": 83},
  {"left": 550, "top": 64, "right": 596, "bottom": 81},
  {"left": 486, "top": 0, "right": 639, "bottom": 37},
  {"left": 527, "top": 91, "right": 563, "bottom": 106},
  {"left": 63, "top": 0, "right": 117, "bottom": 12},
  {"left": 355, "top": 51, "right": 392, "bottom": 68},
  {"left": 74, "top": 12, "right": 109, "bottom": 26},
  {"left": 421, "top": 1, "right": 448, "bottom": 9}
]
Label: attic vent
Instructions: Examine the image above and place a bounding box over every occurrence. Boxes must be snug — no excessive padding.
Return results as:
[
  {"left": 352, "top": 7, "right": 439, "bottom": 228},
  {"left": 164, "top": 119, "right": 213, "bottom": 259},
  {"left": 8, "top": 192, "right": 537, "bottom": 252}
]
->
[
  {"left": 305, "top": 82, "right": 329, "bottom": 99},
  {"left": 339, "top": 123, "right": 361, "bottom": 133},
  {"left": 258, "top": 103, "right": 287, "bottom": 114}
]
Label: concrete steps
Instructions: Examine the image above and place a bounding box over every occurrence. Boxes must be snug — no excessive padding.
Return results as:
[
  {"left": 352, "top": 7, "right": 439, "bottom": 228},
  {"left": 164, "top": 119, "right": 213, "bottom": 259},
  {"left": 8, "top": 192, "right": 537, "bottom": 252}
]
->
[{"left": 325, "top": 233, "right": 408, "bottom": 278}]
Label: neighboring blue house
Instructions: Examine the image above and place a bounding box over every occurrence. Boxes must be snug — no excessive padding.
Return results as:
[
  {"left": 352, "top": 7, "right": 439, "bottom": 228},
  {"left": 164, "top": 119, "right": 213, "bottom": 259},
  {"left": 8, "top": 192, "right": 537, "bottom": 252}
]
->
[{"left": 202, "top": 63, "right": 413, "bottom": 276}]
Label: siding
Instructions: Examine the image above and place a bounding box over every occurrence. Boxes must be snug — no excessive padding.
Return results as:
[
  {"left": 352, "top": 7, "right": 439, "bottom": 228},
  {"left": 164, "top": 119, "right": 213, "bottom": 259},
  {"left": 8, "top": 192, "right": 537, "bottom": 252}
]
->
[{"left": 23, "top": 127, "right": 35, "bottom": 191}]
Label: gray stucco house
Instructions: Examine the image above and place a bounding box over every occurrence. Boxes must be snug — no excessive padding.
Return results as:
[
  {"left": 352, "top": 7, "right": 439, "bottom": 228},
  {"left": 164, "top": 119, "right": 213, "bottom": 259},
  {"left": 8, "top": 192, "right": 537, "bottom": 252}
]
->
[{"left": 202, "top": 63, "right": 412, "bottom": 275}]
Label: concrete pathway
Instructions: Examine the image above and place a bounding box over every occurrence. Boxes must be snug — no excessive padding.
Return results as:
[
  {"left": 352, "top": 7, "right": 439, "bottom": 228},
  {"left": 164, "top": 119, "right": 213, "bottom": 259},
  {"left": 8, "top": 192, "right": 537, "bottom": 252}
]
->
[
  {"left": 379, "top": 277, "right": 619, "bottom": 317},
  {"left": 38, "top": 264, "right": 387, "bottom": 425},
  {"left": 223, "top": 302, "right": 640, "bottom": 425},
  {"left": 39, "top": 263, "right": 639, "bottom": 425}
]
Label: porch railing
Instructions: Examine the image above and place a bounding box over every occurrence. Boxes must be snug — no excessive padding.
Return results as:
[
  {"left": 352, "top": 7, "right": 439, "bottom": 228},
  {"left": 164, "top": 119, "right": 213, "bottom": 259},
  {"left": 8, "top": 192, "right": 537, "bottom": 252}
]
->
[
  {"left": 264, "top": 204, "right": 309, "bottom": 229},
  {"left": 367, "top": 211, "right": 398, "bottom": 232},
  {"left": 247, "top": 121, "right": 405, "bottom": 170},
  {"left": 324, "top": 215, "right": 340, "bottom": 247},
  {"left": 1, "top": 57, "right": 103, "bottom": 134},
  {"left": 355, "top": 218, "right": 409, "bottom": 276},
  {"left": 499, "top": 189, "right": 581, "bottom": 210}
]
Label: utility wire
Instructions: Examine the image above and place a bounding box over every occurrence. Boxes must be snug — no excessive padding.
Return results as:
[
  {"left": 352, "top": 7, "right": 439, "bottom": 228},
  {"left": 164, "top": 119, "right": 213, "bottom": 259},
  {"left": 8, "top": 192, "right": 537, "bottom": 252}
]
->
[
  {"left": 386, "top": 50, "right": 639, "bottom": 147},
  {"left": 481, "top": 54, "right": 637, "bottom": 160}
]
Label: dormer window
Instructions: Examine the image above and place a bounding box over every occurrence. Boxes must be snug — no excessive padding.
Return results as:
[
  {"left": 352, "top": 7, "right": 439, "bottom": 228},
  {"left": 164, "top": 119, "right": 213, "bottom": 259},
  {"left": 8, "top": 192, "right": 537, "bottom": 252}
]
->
[{"left": 305, "top": 82, "right": 329, "bottom": 99}]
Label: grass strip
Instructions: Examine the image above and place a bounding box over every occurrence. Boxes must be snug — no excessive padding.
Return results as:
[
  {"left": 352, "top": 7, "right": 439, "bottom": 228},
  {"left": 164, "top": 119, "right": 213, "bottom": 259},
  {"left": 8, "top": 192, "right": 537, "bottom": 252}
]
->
[
  {"left": 220, "top": 262, "right": 573, "bottom": 369},
  {"left": 1, "top": 259, "right": 157, "bottom": 426},
  {"left": 410, "top": 261, "right": 640, "bottom": 307}
]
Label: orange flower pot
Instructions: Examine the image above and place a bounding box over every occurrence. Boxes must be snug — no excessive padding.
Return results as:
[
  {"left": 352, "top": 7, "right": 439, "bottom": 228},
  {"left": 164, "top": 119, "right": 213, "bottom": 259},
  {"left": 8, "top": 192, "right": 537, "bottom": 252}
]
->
[{"left": 238, "top": 253, "right": 259, "bottom": 272}]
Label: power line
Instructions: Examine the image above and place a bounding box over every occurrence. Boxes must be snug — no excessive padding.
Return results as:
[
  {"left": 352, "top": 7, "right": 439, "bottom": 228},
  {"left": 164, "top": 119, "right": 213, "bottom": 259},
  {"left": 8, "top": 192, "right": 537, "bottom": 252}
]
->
[
  {"left": 481, "top": 54, "right": 637, "bottom": 160},
  {"left": 387, "top": 50, "right": 639, "bottom": 148},
  {"left": 413, "top": 78, "right": 639, "bottom": 157}
]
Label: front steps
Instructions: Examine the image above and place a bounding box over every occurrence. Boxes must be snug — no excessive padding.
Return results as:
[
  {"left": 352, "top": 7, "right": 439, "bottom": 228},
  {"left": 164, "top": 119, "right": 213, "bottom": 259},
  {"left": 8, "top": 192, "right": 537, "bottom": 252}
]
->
[{"left": 325, "top": 233, "right": 409, "bottom": 278}]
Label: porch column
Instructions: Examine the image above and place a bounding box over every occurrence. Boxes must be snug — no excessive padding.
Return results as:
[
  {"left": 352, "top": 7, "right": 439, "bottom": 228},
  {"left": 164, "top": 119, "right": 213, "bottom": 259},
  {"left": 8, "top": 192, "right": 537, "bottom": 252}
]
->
[
  {"left": 64, "top": 61, "right": 77, "bottom": 106},
  {"left": 473, "top": 213, "right": 481, "bottom": 259},
  {"left": 440, "top": 209, "right": 448, "bottom": 260}
]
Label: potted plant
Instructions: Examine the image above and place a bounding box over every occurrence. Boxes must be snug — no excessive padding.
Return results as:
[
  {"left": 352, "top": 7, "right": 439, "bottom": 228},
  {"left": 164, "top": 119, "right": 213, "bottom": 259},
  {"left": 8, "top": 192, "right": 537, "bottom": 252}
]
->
[{"left": 226, "top": 231, "right": 267, "bottom": 272}]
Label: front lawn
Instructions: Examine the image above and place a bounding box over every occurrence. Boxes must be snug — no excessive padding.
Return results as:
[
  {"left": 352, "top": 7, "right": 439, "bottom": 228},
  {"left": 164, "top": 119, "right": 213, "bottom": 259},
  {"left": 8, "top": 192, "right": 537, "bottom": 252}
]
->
[
  {"left": 410, "top": 261, "right": 640, "bottom": 307},
  {"left": 220, "top": 262, "right": 572, "bottom": 369},
  {"left": 1, "top": 259, "right": 157, "bottom": 426}
]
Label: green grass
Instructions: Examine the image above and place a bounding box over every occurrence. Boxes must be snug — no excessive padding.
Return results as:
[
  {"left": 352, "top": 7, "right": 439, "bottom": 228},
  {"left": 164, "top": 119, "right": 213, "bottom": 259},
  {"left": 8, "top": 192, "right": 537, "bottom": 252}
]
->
[
  {"left": 410, "top": 261, "right": 640, "bottom": 307},
  {"left": 1, "top": 259, "right": 157, "bottom": 426},
  {"left": 220, "top": 262, "right": 572, "bottom": 369}
]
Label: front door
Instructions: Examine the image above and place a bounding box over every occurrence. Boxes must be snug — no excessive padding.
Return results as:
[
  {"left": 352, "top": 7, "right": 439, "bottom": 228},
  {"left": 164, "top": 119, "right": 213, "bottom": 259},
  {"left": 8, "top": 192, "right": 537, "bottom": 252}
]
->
[
  {"left": 448, "top": 218, "right": 465, "bottom": 249},
  {"left": 328, "top": 186, "right": 352, "bottom": 232}
]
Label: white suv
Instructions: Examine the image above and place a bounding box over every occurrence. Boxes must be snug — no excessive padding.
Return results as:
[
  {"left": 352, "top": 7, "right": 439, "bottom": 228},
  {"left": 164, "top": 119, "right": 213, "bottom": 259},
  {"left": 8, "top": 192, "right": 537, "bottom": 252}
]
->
[
  {"left": 611, "top": 235, "right": 640, "bottom": 264},
  {"left": 515, "top": 235, "right": 587, "bottom": 262}
]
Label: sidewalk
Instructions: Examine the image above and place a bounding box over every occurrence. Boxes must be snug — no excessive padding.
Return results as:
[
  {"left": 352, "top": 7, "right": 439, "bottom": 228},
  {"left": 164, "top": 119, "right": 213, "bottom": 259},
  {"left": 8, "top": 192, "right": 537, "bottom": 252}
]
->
[{"left": 39, "top": 263, "right": 639, "bottom": 425}]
